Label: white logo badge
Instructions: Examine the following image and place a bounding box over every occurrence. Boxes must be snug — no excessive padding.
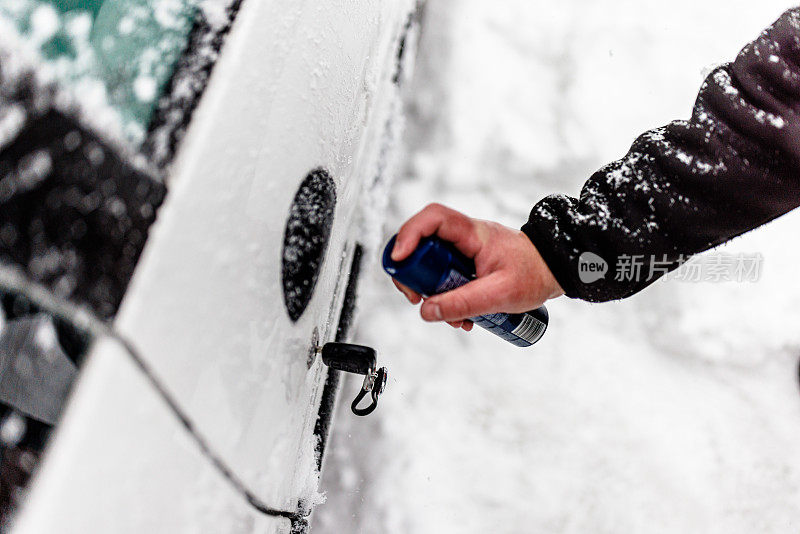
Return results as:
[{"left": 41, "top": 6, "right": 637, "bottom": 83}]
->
[{"left": 578, "top": 252, "right": 608, "bottom": 284}]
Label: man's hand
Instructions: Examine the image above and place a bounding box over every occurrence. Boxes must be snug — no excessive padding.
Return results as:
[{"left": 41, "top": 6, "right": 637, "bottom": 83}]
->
[{"left": 390, "top": 203, "right": 564, "bottom": 330}]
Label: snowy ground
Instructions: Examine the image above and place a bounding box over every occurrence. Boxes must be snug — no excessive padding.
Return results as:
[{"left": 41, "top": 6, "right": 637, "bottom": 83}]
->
[{"left": 315, "top": 2, "right": 800, "bottom": 533}]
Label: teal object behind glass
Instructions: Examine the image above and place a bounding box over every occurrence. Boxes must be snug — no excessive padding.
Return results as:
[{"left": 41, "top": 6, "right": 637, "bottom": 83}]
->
[{"left": 0, "top": 0, "right": 201, "bottom": 142}]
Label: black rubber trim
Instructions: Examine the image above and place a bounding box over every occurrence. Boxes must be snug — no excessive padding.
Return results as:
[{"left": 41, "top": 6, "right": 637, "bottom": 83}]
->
[
  {"left": 313, "top": 244, "right": 364, "bottom": 471},
  {"left": 393, "top": 12, "right": 415, "bottom": 85},
  {"left": 144, "top": 0, "right": 245, "bottom": 169}
]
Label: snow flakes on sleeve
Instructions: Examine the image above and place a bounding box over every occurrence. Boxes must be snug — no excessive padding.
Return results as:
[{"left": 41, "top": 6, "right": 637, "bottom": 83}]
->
[{"left": 522, "top": 7, "right": 800, "bottom": 302}]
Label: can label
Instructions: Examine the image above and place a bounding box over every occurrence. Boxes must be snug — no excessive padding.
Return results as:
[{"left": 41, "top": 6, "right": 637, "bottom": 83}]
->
[
  {"left": 510, "top": 314, "right": 546, "bottom": 344},
  {"left": 436, "top": 269, "right": 470, "bottom": 293},
  {"left": 437, "top": 270, "right": 508, "bottom": 325}
]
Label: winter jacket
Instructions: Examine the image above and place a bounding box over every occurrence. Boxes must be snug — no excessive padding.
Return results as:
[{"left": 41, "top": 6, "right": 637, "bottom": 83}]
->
[{"left": 522, "top": 8, "right": 800, "bottom": 302}]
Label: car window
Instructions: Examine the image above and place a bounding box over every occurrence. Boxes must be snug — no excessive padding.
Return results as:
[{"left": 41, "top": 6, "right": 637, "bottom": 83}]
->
[
  {"left": 0, "top": 0, "right": 201, "bottom": 142},
  {"left": 0, "top": 290, "right": 92, "bottom": 522}
]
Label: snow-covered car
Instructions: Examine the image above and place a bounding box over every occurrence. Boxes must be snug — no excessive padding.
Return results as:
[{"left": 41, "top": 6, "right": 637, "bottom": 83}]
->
[{"left": 0, "top": 0, "right": 420, "bottom": 531}]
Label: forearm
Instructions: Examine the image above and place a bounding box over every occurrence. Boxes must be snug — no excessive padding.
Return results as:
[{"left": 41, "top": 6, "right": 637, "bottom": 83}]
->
[{"left": 523, "top": 8, "right": 800, "bottom": 302}]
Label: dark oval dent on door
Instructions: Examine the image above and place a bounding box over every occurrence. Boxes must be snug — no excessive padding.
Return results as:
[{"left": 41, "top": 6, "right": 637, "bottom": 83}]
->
[{"left": 281, "top": 168, "right": 337, "bottom": 322}]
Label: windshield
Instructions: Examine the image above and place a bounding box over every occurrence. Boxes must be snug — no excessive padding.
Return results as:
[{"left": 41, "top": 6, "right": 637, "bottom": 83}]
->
[{"left": 0, "top": 0, "right": 201, "bottom": 143}]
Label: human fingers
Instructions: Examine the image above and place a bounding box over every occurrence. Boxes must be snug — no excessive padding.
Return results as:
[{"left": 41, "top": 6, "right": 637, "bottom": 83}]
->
[
  {"left": 390, "top": 203, "right": 481, "bottom": 262},
  {"left": 392, "top": 278, "right": 422, "bottom": 304},
  {"left": 420, "top": 273, "right": 516, "bottom": 323}
]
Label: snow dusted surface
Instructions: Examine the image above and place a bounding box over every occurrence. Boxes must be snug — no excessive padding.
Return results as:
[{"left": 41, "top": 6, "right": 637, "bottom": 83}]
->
[
  {"left": 316, "top": 2, "right": 800, "bottom": 533},
  {"left": 14, "top": 337, "right": 288, "bottom": 534},
  {"left": 0, "top": 0, "right": 218, "bottom": 144},
  {"left": 1, "top": 0, "right": 415, "bottom": 528},
  {"left": 110, "top": 0, "right": 416, "bottom": 518}
]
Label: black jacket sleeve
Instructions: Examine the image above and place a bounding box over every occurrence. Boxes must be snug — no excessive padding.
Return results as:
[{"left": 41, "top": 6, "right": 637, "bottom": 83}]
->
[{"left": 522, "top": 8, "right": 800, "bottom": 302}]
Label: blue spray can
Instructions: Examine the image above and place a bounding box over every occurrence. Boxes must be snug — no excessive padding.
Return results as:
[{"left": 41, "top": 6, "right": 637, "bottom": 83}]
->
[{"left": 382, "top": 234, "right": 548, "bottom": 347}]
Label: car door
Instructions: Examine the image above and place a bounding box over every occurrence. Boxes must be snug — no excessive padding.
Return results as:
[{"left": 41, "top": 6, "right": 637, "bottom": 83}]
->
[{"left": 0, "top": 0, "right": 420, "bottom": 531}]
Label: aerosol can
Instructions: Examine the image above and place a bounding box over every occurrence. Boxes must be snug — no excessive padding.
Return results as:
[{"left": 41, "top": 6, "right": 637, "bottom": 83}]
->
[{"left": 382, "top": 234, "right": 548, "bottom": 347}]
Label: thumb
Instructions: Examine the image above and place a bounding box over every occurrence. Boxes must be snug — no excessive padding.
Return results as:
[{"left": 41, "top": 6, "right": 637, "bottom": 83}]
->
[{"left": 420, "top": 273, "right": 508, "bottom": 322}]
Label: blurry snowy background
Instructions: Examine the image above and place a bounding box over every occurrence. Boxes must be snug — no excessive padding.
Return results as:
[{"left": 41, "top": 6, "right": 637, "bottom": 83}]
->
[{"left": 315, "top": 1, "right": 800, "bottom": 533}]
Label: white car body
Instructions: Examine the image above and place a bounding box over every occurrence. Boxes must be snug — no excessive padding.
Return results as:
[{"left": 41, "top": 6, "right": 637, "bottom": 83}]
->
[{"left": 3, "top": 0, "right": 419, "bottom": 531}]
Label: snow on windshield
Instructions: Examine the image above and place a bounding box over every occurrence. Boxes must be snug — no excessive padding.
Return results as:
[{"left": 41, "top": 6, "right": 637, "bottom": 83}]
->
[{"left": 0, "top": 0, "right": 201, "bottom": 143}]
